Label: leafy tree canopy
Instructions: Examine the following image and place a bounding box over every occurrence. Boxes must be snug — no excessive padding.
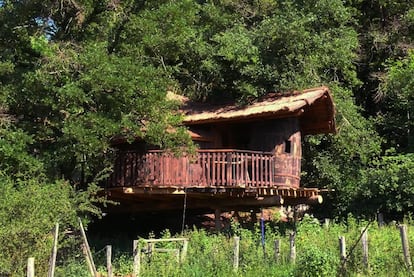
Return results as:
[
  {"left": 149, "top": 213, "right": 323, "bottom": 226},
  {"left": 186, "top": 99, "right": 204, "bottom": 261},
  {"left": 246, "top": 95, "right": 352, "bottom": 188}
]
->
[{"left": 1, "top": 3, "right": 414, "bottom": 271}]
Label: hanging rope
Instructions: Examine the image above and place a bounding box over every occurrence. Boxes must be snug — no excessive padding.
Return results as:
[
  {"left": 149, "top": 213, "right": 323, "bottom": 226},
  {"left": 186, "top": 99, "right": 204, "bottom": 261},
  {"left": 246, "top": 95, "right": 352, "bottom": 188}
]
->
[{"left": 181, "top": 187, "right": 188, "bottom": 234}]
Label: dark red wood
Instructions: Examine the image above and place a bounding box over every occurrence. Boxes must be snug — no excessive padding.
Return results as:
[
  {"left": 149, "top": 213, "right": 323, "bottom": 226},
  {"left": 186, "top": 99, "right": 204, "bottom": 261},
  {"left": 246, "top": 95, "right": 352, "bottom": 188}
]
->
[{"left": 107, "top": 149, "right": 291, "bottom": 189}]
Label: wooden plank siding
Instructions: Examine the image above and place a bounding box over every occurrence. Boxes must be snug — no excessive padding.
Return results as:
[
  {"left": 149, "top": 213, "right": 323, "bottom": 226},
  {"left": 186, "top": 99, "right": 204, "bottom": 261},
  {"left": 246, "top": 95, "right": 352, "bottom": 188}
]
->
[{"left": 106, "top": 150, "right": 281, "bottom": 189}]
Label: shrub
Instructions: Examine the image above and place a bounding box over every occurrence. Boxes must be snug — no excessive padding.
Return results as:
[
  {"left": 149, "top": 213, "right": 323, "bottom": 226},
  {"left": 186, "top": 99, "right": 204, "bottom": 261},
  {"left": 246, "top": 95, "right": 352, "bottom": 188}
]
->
[
  {"left": 295, "top": 246, "right": 339, "bottom": 277},
  {"left": 0, "top": 175, "right": 100, "bottom": 276}
]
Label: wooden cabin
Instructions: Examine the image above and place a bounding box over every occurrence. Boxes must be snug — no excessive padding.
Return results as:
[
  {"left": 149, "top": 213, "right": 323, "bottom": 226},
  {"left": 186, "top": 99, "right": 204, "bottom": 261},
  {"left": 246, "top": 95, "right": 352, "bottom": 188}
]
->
[{"left": 104, "top": 86, "right": 335, "bottom": 213}]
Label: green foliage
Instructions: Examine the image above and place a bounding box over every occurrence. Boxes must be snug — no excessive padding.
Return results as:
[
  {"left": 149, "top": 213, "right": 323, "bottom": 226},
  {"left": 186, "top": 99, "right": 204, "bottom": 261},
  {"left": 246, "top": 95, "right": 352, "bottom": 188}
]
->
[
  {"left": 361, "top": 153, "right": 414, "bottom": 214},
  {"left": 378, "top": 51, "right": 414, "bottom": 152},
  {"left": 3, "top": 2, "right": 414, "bottom": 274},
  {"left": 295, "top": 246, "right": 338, "bottom": 277},
  {"left": 51, "top": 219, "right": 414, "bottom": 276},
  {"left": 0, "top": 122, "right": 102, "bottom": 276},
  {"left": 55, "top": 259, "right": 91, "bottom": 277},
  {"left": 113, "top": 0, "right": 359, "bottom": 102},
  {"left": 303, "top": 84, "right": 383, "bottom": 216},
  {"left": 0, "top": 176, "right": 99, "bottom": 276},
  {"left": 294, "top": 216, "right": 340, "bottom": 276},
  {"left": 30, "top": 35, "right": 54, "bottom": 57},
  {"left": 10, "top": 40, "right": 192, "bottom": 182},
  {"left": 0, "top": 124, "right": 44, "bottom": 179}
]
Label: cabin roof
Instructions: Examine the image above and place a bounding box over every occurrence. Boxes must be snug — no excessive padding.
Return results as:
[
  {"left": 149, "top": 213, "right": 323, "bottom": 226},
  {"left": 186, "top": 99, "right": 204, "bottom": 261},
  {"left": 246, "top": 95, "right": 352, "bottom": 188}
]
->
[{"left": 181, "top": 86, "right": 335, "bottom": 135}]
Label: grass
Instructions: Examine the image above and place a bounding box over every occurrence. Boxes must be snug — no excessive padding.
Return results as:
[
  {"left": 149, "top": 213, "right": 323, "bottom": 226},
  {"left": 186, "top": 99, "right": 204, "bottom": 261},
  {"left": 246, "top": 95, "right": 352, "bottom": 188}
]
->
[{"left": 55, "top": 215, "right": 414, "bottom": 276}]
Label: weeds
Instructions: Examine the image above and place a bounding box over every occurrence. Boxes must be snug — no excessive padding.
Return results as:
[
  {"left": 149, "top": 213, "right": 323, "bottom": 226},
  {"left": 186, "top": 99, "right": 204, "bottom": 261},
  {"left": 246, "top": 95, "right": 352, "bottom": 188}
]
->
[{"left": 55, "top": 216, "right": 414, "bottom": 276}]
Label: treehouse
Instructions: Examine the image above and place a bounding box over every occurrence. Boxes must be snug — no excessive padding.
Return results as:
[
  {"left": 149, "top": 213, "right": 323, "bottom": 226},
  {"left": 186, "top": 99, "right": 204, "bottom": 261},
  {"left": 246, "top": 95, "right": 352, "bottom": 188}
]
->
[{"left": 104, "top": 86, "right": 335, "bottom": 213}]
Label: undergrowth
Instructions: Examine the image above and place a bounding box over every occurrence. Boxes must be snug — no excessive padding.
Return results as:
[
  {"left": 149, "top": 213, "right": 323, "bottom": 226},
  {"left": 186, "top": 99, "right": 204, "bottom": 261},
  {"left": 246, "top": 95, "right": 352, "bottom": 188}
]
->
[{"left": 55, "top": 215, "right": 414, "bottom": 276}]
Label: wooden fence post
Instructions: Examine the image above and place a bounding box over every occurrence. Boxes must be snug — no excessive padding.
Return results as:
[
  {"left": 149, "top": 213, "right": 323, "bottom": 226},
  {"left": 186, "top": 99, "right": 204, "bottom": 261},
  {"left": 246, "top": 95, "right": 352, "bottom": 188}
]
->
[
  {"left": 181, "top": 239, "right": 188, "bottom": 263},
  {"left": 289, "top": 232, "right": 296, "bottom": 264},
  {"left": 133, "top": 240, "right": 141, "bottom": 277},
  {"left": 377, "top": 213, "right": 384, "bottom": 228},
  {"left": 27, "top": 257, "right": 34, "bottom": 277},
  {"left": 361, "top": 228, "right": 369, "bottom": 271},
  {"left": 274, "top": 239, "right": 280, "bottom": 263},
  {"left": 324, "top": 218, "right": 330, "bottom": 228},
  {"left": 233, "top": 236, "right": 240, "bottom": 271},
  {"left": 106, "top": 245, "right": 113, "bottom": 277},
  {"left": 399, "top": 224, "right": 412, "bottom": 270},
  {"left": 79, "top": 218, "right": 97, "bottom": 277},
  {"left": 48, "top": 223, "right": 59, "bottom": 277},
  {"left": 339, "top": 236, "right": 346, "bottom": 264}
]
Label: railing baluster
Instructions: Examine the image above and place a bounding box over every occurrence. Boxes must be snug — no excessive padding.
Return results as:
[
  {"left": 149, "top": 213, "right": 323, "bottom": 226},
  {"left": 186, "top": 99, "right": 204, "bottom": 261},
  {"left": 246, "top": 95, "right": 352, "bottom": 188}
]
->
[
  {"left": 223, "top": 152, "right": 226, "bottom": 186},
  {"left": 159, "top": 153, "right": 163, "bottom": 185},
  {"left": 245, "top": 152, "right": 250, "bottom": 186},
  {"left": 236, "top": 152, "right": 240, "bottom": 186},
  {"left": 265, "top": 155, "right": 269, "bottom": 186},
  {"left": 256, "top": 153, "right": 259, "bottom": 186},
  {"left": 212, "top": 152, "right": 216, "bottom": 187},
  {"left": 252, "top": 153, "right": 254, "bottom": 186},
  {"left": 226, "top": 152, "right": 232, "bottom": 186},
  {"left": 205, "top": 153, "right": 209, "bottom": 186}
]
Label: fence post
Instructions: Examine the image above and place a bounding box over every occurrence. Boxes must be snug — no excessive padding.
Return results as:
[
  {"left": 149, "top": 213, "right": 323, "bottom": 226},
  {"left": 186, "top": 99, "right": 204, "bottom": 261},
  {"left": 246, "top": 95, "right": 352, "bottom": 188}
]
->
[
  {"left": 133, "top": 240, "right": 141, "bottom": 277},
  {"left": 181, "top": 239, "right": 188, "bottom": 263},
  {"left": 361, "top": 228, "right": 369, "bottom": 271},
  {"left": 233, "top": 236, "right": 240, "bottom": 271},
  {"left": 377, "top": 213, "right": 384, "bottom": 228},
  {"left": 27, "top": 257, "right": 34, "bottom": 277},
  {"left": 79, "top": 218, "right": 97, "bottom": 276},
  {"left": 324, "top": 218, "right": 330, "bottom": 229},
  {"left": 274, "top": 239, "right": 280, "bottom": 263},
  {"left": 399, "top": 224, "right": 412, "bottom": 270},
  {"left": 339, "top": 236, "right": 346, "bottom": 264},
  {"left": 106, "top": 245, "right": 113, "bottom": 277},
  {"left": 48, "top": 223, "right": 59, "bottom": 277},
  {"left": 289, "top": 232, "right": 296, "bottom": 264}
]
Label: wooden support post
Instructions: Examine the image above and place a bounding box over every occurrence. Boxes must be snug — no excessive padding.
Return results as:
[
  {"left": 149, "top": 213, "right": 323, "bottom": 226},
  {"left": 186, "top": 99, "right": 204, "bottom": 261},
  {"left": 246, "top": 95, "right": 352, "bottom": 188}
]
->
[
  {"left": 361, "top": 228, "right": 369, "bottom": 271},
  {"left": 289, "top": 232, "right": 296, "bottom": 264},
  {"left": 251, "top": 210, "right": 258, "bottom": 223},
  {"left": 274, "top": 239, "right": 280, "bottom": 263},
  {"left": 233, "top": 236, "right": 240, "bottom": 271},
  {"left": 27, "top": 257, "right": 34, "bottom": 277},
  {"left": 106, "top": 245, "right": 113, "bottom": 277},
  {"left": 399, "top": 224, "right": 412, "bottom": 269},
  {"left": 48, "top": 223, "right": 59, "bottom": 277},
  {"left": 215, "top": 209, "right": 221, "bottom": 231},
  {"left": 339, "top": 236, "right": 346, "bottom": 264},
  {"left": 133, "top": 240, "right": 141, "bottom": 277},
  {"left": 79, "top": 218, "right": 97, "bottom": 276},
  {"left": 377, "top": 213, "right": 384, "bottom": 228},
  {"left": 181, "top": 239, "right": 188, "bottom": 263}
]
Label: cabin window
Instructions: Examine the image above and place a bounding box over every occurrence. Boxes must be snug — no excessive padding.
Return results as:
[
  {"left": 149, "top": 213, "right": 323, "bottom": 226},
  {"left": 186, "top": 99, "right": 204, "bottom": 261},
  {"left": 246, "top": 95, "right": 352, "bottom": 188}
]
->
[{"left": 284, "top": 140, "right": 292, "bottom": 154}]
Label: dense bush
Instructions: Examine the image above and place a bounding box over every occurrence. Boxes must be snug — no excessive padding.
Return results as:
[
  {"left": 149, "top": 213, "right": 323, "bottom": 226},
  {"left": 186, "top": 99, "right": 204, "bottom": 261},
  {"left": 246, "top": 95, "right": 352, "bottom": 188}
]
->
[
  {"left": 0, "top": 175, "right": 100, "bottom": 276},
  {"left": 0, "top": 124, "right": 102, "bottom": 276}
]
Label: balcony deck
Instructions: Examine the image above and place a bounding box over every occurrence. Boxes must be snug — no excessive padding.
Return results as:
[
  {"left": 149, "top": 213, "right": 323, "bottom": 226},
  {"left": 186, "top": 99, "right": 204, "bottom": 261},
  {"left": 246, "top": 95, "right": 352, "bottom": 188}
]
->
[
  {"left": 104, "top": 149, "right": 322, "bottom": 211},
  {"left": 107, "top": 149, "right": 279, "bottom": 189}
]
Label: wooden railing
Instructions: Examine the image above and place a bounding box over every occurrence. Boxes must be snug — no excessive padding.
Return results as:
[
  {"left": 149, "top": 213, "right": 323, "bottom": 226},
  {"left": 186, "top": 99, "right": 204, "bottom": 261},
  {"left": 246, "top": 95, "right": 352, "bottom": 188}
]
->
[{"left": 108, "top": 149, "right": 276, "bottom": 188}]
